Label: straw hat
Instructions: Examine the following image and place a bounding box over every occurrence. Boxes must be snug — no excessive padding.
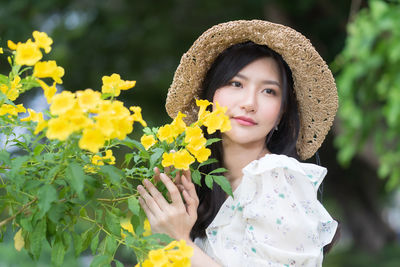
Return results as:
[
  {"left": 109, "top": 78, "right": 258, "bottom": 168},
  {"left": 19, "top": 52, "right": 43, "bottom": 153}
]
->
[{"left": 165, "top": 20, "right": 338, "bottom": 160}]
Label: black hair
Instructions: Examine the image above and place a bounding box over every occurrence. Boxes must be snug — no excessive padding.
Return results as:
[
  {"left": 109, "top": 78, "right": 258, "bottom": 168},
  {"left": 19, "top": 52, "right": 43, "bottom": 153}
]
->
[{"left": 190, "top": 41, "right": 300, "bottom": 240}]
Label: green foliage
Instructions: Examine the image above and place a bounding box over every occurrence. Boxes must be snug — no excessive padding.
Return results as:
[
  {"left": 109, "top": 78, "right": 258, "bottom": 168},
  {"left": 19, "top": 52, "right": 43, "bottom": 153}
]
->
[{"left": 333, "top": 0, "right": 400, "bottom": 190}]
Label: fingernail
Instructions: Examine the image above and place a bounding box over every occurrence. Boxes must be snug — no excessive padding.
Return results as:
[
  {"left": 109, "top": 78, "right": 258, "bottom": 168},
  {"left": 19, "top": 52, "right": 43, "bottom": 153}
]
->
[{"left": 143, "top": 179, "right": 149, "bottom": 185}]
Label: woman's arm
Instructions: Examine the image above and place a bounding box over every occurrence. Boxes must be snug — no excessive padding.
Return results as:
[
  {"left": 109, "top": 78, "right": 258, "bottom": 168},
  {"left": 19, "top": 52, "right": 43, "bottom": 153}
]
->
[{"left": 137, "top": 170, "right": 222, "bottom": 267}]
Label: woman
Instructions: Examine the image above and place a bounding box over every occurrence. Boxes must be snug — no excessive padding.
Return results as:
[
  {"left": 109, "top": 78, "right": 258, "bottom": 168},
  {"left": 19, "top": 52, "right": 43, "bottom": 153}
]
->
[{"left": 137, "top": 20, "right": 339, "bottom": 266}]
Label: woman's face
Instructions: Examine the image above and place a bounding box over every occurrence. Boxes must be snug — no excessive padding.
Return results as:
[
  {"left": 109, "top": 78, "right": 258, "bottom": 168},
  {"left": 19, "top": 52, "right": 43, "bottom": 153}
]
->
[{"left": 213, "top": 57, "right": 282, "bottom": 149}]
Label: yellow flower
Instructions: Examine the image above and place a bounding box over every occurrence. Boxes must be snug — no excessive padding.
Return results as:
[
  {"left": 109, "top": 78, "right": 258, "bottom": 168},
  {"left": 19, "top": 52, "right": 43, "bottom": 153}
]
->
[
  {"left": 157, "top": 124, "right": 175, "bottom": 143},
  {"left": 171, "top": 112, "right": 186, "bottom": 136},
  {"left": 91, "top": 155, "right": 104, "bottom": 166},
  {"left": 49, "top": 91, "right": 76, "bottom": 115},
  {"left": 32, "top": 31, "right": 53, "bottom": 53},
  {"left": 46, "top": 117, "right": 73, "bottom": 141},
  {"left": 220, "top": 115, "right": 231, "bottom": 132},
  {"left": 184, "top": 126, "right": 203, "bottom": 143},
  {"left": 76, "top": 89, "right": 101, "bottom": 112},
  {"left": 0, "top": 104, "right": 26, "bottom": 116},
  {"left": 148, "top": 249, "right": 168, "bottom": 267},
  {"left": 164, "top": 240, "right": 193, "bottom": 266},
  {"left": 0, "top": 47, "right": 3, "bottom": 54},
  {"left": 161, "top": 152, "right": 174, "bottom": 168},
  {"left": 130, "top": 106, "right": 147, "bottom": 127},
  {"left": 196, "top": 99, "right": 211, "bottom": 121},
  {"left": 103, "top": 149, "right": 116, "bottom": 164},
  {"left": 36, "top": 79, "right": 57, "bottom": 103},
  {"left": 34, "top": 115, "right": 48, "bottom": 135},
  {"left": 101, "top": 73, "right": 136, "bottom": 97},
  {"left": 190, "top": 146, "right": 211, "bottom": 163},
  {"left": 0, "top": 76, "right": 22, "bottom": 101},
  {"left": 121, "top": 218, "right": 151, "bottom": 238},
  {"left": 15, "top": 39, "right": 42, "bottom": 66},
  {"left": 141, "top": 134, "right": 156, "bottom": 150},
  {"left": 120, "top": 219, "right": 134, "bottom": 238},
  {"left": 7, "top": 40, "right": 20, "bottom": 50},
  {"left": 15, "top": 104, "right": 26, "bottom": 113},
  {"left": 63, "top": 107, "right": 93, "bottom": 132},
  {"left": 186, "top": 136, "right": 206, "bottom": 153},
  {"left": 33, "top": 60, "right": 64, "bottom": 84},
  {"left": 21, "top": 108, "right": 42, "bottom": 122},
  {"left": 84, "top": 165, "right": 97, "bottom": 174},
  {"left": 94, "top": 114, "right": 114, "bottom": 137},
  {"left": 111, "top": 116, "right": 134, "bottom": 140},
  {"left": 173, "top": 149, "right": 195, "bottom": 170},
  {"left": 79, "top": 128, "right": 105, "bottom": 153}
]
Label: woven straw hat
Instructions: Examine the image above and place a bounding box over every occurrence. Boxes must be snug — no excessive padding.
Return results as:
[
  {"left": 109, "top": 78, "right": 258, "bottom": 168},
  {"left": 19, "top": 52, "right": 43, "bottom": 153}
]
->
[{"left": 165, "top": 20, "right": 338, "bottom": 160}]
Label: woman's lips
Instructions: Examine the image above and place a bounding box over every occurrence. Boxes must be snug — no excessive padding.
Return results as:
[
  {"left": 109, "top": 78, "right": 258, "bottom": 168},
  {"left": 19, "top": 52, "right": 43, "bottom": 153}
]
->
[{"left": 233, "top": 116, "right": 257, "bottom": 126}]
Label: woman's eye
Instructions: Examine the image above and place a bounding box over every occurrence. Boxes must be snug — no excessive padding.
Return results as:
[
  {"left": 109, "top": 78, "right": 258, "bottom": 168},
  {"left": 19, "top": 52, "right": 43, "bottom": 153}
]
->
[
  {"left": 230, "top": 81, "right": 242, "bottom": 87},
  {"left": 263, "top": 88, "right": 276, "bottom": 95}
]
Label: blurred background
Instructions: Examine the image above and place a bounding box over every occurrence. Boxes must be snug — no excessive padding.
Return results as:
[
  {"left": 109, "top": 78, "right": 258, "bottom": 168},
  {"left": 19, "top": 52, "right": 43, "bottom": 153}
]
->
[{"left": 1, "top": 0, "right": 399, "bottom": 266}]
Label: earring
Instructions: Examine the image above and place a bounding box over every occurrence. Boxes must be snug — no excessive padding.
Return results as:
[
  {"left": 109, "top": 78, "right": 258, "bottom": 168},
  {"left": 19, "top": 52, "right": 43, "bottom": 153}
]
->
[{"left": 275, "top": 125, "right": 278, "bottom": 131}]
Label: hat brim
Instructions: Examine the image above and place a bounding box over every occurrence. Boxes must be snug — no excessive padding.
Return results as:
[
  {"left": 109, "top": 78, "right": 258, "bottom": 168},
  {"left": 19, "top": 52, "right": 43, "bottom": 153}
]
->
[{"left": 166, "top": 20, "right": 338, "bottom": 160}]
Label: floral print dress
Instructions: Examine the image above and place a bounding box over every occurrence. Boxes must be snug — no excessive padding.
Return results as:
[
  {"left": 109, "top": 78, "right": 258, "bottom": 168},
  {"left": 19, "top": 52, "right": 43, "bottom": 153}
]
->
[{"left": 194, "top": 154, "right": 338, "bottom": 267}]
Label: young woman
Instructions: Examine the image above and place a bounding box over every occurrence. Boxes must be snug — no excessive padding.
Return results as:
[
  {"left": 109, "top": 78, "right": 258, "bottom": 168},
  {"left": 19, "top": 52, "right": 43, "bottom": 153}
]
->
[{"left": 137, "top": 20, "right": 339, "bottom": 266}]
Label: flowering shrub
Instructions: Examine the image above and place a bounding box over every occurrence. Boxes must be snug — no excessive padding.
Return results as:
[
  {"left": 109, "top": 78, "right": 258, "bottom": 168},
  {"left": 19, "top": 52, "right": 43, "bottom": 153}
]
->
[{"left": 0, "top": 32, "right": 231, "bottom": 266}]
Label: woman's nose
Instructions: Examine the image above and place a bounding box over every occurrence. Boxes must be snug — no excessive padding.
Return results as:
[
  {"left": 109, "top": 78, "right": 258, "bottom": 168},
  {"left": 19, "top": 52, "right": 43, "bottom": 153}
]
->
[{"left": 240, "top": 89, "right": 257, "bottom": 112}]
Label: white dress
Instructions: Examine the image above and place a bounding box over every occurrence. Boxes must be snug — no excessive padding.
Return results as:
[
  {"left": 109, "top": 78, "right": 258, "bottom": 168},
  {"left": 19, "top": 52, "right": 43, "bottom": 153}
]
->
[{"left": 194, "top": 154, "right": 338, "bottom": 267}]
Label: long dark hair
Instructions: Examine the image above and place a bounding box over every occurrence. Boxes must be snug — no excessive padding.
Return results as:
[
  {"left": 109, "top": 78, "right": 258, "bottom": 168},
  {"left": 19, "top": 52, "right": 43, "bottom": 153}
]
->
[{"left": 190, "top": 42, "right": 300, "bottom": 240}]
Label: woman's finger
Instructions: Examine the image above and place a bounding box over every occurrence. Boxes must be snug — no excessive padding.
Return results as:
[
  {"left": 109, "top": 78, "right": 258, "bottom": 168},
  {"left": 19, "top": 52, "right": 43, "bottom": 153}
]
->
[
  {"left": 159, "top": 173, "right": 184, "bottom": 206},
  {"left": 142, "top": 179, "right": 169, "bottom": 209},
  {"left": 182, "top": 189, "right": 198, "bottom": 218},
  {"left": 137, "top": 184, "right": 164, "bottom": 216},
  {"left": 181, "top": 174, "right": 198, "bottom": 203},
  {"left": 153, "top": 167, "right": 161, "bottom": 183},
  {"left": 174, "top": 170, "right": 182, "bottom": 185},
  {"left": 138, "top": 196, "right": 156, "bottom": 222}
]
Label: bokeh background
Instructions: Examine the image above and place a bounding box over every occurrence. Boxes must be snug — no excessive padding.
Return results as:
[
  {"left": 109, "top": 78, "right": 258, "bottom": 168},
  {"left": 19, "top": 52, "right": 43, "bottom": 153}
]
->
[{"left": 1, "top": 0, "right": 399, "bottom": 266}]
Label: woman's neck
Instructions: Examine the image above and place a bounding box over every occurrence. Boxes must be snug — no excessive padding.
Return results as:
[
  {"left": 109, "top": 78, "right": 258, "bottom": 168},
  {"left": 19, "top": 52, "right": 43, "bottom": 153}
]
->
[{"left": 222, "top": 140, "right": 268, "bottom": 192}]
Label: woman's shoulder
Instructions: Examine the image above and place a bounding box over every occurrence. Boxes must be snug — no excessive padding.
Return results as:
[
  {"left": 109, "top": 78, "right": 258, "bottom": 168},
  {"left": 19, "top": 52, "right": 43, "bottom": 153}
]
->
[{"left": 242, "top": 153, "right": 327, "bottom": 191}]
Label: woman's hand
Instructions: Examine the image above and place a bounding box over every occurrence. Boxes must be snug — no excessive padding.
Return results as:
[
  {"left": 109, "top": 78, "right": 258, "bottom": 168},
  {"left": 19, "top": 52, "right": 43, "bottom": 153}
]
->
[{"left": 137, "top": 169, "right": 199, "bottom": 241}]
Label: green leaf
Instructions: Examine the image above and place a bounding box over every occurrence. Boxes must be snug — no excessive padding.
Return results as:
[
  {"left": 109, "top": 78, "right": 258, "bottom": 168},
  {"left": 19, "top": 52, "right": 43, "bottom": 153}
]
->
[
  {"left": 150, "top": 147, "right": 164, "bottom": 168},
  {"left": 209, "top": 167, "right": 228, "bottom": 175},
  {"left": 81, "top": 228, "right": 94, "bottom": 253},
  {"left": 205, "top": 175, "right": 213, "bottom": 189},
  {"left": 0, "top": 150, "right": 11, "bottom": 166},
  {"left": 122, "top": 137, "right": 148, "bottom": 157},
  {"left": 37, "top": 184, "right": 57, "bottom": 217},
  {"left": 105, "top": 210, "right": 121, "bottom": 237},
  {"left": 0, "top": 74, "right": 9, "bottom": 84},
  {"left": 47, "top": 203, "right": 66, "bottom": 223},
  {"left": 104, "top": 235, "right": 118, "bottom": 256},
  {"left": 191, "top": 169, "right": 201, "bottom": 186},
  {"left": 65, "top": 162, "right": 86, "bottom": 200},
  {"left": 198, "top": 158, "right": 218, "bottom": 168},
  {"left": 91, "top": 231, "right": 100, "bottom": 255},
  {"left": 51, "top": 237, "right": 66, "bottom": 267},
  {"left": 90, "top": 255, "right": 112, "bottom": 267},
  {"left": 72, "top": 232, "right": 83, "bottom": 257},
  {"left": 100, "top": 165, "right": 124, "bottom": 185},
  {"left": 33, "top": 144, "right": 44, "bottom": 156},
  {"left": 30, "top": 219, "right": 46, "bottom": 260},
  {"left": 128, "top": 197, "right": 140, "bottom": 216},
  {"left": 213, "top": 175, "right": 233, "bottom": 197},
  {"left": 114, "top": 260, "right": 124, "bottom": 267},
  {"left": 206, "top": 138, "right": 221, "bottom": 146}
]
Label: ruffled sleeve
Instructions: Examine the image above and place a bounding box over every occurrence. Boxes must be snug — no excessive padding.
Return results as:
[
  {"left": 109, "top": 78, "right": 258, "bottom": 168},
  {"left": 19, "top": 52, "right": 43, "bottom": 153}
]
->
[{"left": 204, "top": 154, "right": 338, "bottom": 267}]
